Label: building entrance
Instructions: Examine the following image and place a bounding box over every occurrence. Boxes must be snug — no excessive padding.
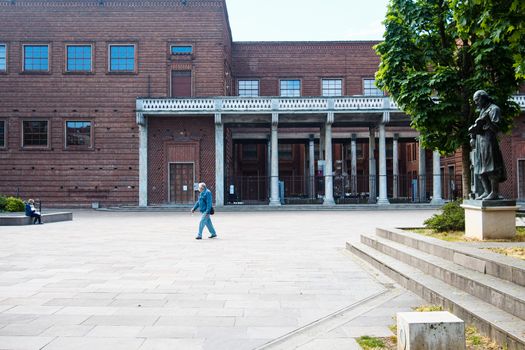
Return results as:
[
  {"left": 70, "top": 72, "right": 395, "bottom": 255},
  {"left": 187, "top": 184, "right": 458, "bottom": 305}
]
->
[{"left": 169, "top": 163, "right": 195, "bottom": 204}]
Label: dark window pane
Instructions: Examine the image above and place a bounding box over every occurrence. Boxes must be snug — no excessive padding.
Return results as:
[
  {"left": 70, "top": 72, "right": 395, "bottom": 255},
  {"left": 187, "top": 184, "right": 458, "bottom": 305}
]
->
[
  {"left": 23, "top": 121, "right": 48, "bottom": 146},
  {"left": 110, "top": 45, "right": 135, "bottom": 72},
  {"left": 0, "top": 121, "right": 5, "bottom": 147},
  {"left": 24, "top": 45, "right": 49, "bottom": 71},
  {"left": 66, "top": 121, "right": 91, "bottom": 147}
]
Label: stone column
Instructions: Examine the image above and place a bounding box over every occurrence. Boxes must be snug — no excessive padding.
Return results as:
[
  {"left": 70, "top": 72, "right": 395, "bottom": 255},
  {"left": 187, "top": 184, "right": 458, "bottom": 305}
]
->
[
  {"left": 319, "top": 125, "right": 325, "bottom": 161},
  {"left": 323, "top": 113, "right": 335, "bottom": 205},
  {"left": 378, "top": 122, "right": 390, "bottom": 205},
  {"left": 267, "top": 136, "right": 271, "bottom": 199},
  {"left": 393, "top": 133, "right": 399, "bottom": 199},
  {"left": 308, "top": 135, "right": 315, "bottom": 199},
  {"left": 269, "top": 113, "right": 281, "bottom": 206},
  {"left": 431, "top": 150, "right": 444, "bottom": 205},
  {"left": 368, "top": 127, "right": 376, "bottom": 203},
  {"left": 214, "top": 113, "right": 224, "bottom": 206},
  {"left": 351, "top": 134, "right": 357, "bottom": 195},
  {"left": 419, "top": 141, "right": 426, "bottom": 202},
  {"left": 137, "top": 113, "right": 148, "bottom": 207}
]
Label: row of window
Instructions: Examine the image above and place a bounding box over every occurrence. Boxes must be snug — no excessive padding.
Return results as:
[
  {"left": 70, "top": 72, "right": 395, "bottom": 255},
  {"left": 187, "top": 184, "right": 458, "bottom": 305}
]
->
[
  {"left": 238, "top": 79, "right": 383, "bottom": 97},
  {"left": 0, "top": 120, "right": 92, "bottom": 149},
  {"left": 0, "top": 43, "right": 193, "bottom": 73}
]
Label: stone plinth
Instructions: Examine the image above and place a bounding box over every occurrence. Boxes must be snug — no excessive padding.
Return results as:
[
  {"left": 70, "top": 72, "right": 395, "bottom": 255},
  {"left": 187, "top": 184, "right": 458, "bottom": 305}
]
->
[
  {"left": 461, "top": 200, "right": 517, "bottom": 240},
  {"left": 397, "top": 311, "right": 465, "bottom": 350}
]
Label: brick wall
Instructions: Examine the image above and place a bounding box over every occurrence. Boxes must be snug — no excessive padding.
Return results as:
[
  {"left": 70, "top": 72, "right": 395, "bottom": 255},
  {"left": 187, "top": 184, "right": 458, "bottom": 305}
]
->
[{"left": 0, "top": 0, "right": 230, "bottom": 207}]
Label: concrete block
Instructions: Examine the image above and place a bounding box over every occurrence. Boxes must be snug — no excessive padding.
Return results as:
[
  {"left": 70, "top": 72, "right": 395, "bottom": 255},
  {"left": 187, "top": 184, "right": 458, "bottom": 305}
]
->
[
  {"left": 461, "top": 201, "right": 517, "bottom": 240},
  {"left": 397, "top": 311, "right": 465, "bottom": 350}
]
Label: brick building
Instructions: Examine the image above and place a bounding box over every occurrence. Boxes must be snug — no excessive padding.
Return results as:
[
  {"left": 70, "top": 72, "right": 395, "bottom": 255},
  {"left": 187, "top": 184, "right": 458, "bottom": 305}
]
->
[{"left": 0, "top": 0, "right": 524, "bottom": 207}]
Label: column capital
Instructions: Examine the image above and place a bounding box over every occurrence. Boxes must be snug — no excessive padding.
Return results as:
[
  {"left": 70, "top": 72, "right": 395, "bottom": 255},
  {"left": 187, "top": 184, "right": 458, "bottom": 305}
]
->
[
  {"left": 271, "top": 112, "right": 279, "bottom": 127},
  {"left": 393, "top": 133, "right": 399, "bottom": 141},
  {"left": 214, "top": 112, "right": 222, "bottom": 125},
  {"left": 351, "top": 133, "right": 357, "bottom": 141},
  {"left": 136, "top": 112, "right": 145, "bottom": 126},
  {"left": 326, "top": 111, "right": 334, "bottom": 125},
  {"left": 382, "top": 111, "right": 390, "bottom": 124}
]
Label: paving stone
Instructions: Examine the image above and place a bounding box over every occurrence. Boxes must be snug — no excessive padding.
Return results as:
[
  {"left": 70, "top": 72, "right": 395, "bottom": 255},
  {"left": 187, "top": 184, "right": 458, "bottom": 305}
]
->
[
  {"left": 0, "top": 336, "right": 54, "bottom": 350},
  {"left": 41, "top": 337, "right": 144, "bottom": 350}
]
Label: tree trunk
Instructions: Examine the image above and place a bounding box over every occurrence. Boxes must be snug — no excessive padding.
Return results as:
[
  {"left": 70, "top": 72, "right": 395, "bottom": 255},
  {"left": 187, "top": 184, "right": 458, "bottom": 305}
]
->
[{"left": 461, "top": 143, "right": 471, "bottom": 199}]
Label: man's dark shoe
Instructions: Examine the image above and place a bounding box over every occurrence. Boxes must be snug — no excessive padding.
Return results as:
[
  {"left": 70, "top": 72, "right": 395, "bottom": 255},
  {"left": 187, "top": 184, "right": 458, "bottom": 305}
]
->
[
  {"left": 209, "top": 234, "right": 217, "bottom": 239},
  {"left": 195, "top": 236, "right": 202, "bottom": 240}
]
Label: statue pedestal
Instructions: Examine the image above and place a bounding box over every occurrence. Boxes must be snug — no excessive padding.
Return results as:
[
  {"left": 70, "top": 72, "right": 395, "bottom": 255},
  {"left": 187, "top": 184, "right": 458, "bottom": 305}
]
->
[{"left": 461, "top": 200, "right": 517, "bottom": 240}]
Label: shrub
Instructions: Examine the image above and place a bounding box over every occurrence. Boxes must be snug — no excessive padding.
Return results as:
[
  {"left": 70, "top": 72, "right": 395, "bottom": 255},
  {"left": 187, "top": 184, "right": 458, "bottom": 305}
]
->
[
  {"left": 5, "top": 197, "right": 25, "bottom": 212},
  {"left": 424, "top": 200, "right": 465, "bottom": 232},
  {"left": 0, "top": 195, "right": 6, "bottom": 211}
]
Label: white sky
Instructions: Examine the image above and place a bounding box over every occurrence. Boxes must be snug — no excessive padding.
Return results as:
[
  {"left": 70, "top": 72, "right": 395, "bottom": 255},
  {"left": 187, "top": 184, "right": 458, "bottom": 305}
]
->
[{"left": 225, "top": 0, "right": 390, "bottom": 41}]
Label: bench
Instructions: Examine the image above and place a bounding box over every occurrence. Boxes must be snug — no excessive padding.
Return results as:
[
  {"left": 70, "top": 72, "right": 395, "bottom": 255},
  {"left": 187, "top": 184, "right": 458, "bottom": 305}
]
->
[{"left": 0, "top": 212, "right": 73, "bottom": 226}]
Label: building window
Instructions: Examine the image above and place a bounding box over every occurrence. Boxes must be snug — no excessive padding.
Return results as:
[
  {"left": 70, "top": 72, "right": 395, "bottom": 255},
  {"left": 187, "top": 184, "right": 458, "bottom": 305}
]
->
[
  {"left": 0, "top": 120, "right": 5, "bottom": 148},
  {"left": 322, "top": 79, "right": 342, "bottom": 96},
  {"left": 66, "top": 121, "right": 92, "bottom": 148},
  {"left": 279, "top": 143, "right": 293, "bottom": 160},
  {"left": 66, "top": 45, "right": 92, "bottom": 72},
  {"left": 0, "top": 44, "right": 6, "bottom": 72},
  {"left": 363, "top": 79, "right": 383, "bottom": 96},
  {"left": 109, "top": 44, "right": 135, "bottom": 72},
  {"left": 238, "top": 80, "right": 259, "bottom": 97},
  {"left": 242, "top": 144, "right": 258, "bottom": 160},
  {"left": 280, "top": 80, "right": 301, "bottom": 97},
  {"left": 23, "top": 120, "right": 48, "bottom": 147},
  {"left": 346, "top": 143, "right": 365, "bottom": 159},
  {"left": 24, "top": 45, "right": 49, "bottom": 72},
  {"left": 171, "top": 45, "right": 192, "bottom": 55}
]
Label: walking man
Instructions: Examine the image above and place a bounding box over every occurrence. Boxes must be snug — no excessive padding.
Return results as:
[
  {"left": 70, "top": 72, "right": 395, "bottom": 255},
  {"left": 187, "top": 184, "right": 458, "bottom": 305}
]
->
[{"left": 191, "top": 182, "right": 217, "bottom": 240}]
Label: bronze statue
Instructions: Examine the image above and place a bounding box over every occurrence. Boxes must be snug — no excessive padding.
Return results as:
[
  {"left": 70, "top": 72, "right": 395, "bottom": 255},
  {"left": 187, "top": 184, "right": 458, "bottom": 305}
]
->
[{"left": 468, "top": 90, "right": 507, "bottom": 200}]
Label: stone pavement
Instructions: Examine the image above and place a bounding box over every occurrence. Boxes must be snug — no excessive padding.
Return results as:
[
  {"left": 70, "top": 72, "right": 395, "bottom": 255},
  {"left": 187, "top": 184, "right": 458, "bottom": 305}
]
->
[{"left": 0, "top": 209, "right": 433, "bottom": 350}]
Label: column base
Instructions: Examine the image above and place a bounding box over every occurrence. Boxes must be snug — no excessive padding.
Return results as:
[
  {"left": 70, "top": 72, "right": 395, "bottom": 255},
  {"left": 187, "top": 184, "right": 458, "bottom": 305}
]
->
[
  {"left": 430, "top": 198, "right": 444, "bottom": 205},
  {"left": 269, "top": 199, "right": 282, "bottom": 206},
  {"left": 377, "top": 198, "right": 390, "bottom": 205},
  {"left": 323, "top": 198, "right": 335, "bottom": 206}
]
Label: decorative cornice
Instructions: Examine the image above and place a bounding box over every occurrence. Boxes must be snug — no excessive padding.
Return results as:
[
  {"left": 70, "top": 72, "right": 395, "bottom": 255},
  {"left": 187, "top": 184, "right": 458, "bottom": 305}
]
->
[{"left": 0, "top": 0, "right": 224, "bottom": 8}]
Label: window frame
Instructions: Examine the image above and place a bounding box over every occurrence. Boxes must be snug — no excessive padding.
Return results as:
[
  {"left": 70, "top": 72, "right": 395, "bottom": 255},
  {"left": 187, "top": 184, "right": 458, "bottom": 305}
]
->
[
  {"left": 65, "top": 43, "right": 94, "bottom": 74},
  {"left": 0, "top": 43, "right": 7, "bottom": 73},
  {"left": 321, "top": 78, "right": 343, "bottom": 97},
  {"left": 362, "top": 78, "right": 384, "bottom": 96},
  {"left": 170, "top": 45, "right": 193, "bottom": 56},
  {"left": 278, "top": 143, "right": 293, "bottom": 160},
  {"left": 22, "top": 43, "right": 51, "bottom": 74},
  {"left": 241, "top": 144, "right": 258, "bottom": 161},
  {"left": 0, "top": 119, "right": 7, "bottom": 150},
  {"left": 64, "top": 120, "right": 94, "bottom": 150},
  {"left": 238, "top": 79, "right": 260, "bottom": 97},
  {"left": 21, "top": 119, "right": 50, "bottom": 149},
  {"left": 107, "top": 43, "right": 137, "bottom": 74},
  {"left": 279, "top": 79, "right": 302, "bottom": 97}
]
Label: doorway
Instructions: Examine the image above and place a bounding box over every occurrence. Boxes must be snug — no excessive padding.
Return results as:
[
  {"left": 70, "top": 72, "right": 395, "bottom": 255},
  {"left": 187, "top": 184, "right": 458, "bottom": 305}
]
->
[{"left": 169, "top": 163, "right": 195, "bottom": 204}]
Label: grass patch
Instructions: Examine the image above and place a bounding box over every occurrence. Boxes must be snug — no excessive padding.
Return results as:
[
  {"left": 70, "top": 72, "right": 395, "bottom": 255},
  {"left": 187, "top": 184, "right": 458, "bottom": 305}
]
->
[
  {"left": 413, "top": 304, "right": 444, "bottom": 312},
  {"left": 411, "top": 227, "right": 525, "bottom": 242},
  {"left": 356, "top": 335, "right": 386, "bottom": 349},
  {"left": 485, "top": 247, "right": 525, "bottom": 261}
]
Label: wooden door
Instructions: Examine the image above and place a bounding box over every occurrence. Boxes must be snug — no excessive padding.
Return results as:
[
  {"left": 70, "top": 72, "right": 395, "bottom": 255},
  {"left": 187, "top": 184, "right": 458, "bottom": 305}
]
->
[
  {"left": 170, "top": 163, "right": 194, "bottom": 204},
  {"left": 171, "top": 71, "right": 192, "bottom": 97}
]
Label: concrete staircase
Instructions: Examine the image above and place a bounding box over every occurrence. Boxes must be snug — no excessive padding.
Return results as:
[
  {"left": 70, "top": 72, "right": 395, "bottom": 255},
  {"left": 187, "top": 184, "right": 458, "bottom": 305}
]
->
[{"left": 347, "top": 227, "right": 525, "bottom": 350}]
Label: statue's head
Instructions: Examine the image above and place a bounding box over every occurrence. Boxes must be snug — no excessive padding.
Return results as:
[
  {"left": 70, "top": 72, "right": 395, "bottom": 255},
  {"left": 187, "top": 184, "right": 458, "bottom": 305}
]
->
[{"left": 473, "top": 90, "right": 490, "bottom": 108}]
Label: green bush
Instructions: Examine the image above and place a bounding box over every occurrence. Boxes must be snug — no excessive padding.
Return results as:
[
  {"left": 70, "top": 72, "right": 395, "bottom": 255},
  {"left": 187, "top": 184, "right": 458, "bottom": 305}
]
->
[
  {"left": 424, "top": 200, "right": 465, "bottom": 232},
  {"left": 5, "top": 197, "right": 25, "bottom": 212},
  {"left": 0, "top": 195, "right": 6, "bottom": 211}
]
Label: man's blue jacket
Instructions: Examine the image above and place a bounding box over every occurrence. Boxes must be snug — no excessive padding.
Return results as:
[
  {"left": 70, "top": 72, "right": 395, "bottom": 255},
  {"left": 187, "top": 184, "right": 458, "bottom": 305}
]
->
[{"left": 192, "top": 188, "right": 213, "bottom": 214}]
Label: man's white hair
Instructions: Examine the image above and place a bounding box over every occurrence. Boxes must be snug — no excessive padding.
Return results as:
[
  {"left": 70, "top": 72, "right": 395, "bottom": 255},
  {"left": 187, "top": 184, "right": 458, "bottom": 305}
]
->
[{"left": 199, "top": 182, "right": 206, "bottom": 189}]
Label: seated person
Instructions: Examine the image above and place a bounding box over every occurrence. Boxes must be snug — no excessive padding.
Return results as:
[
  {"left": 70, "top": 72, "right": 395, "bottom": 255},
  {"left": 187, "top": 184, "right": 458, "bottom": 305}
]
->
[{"left": 25, "top": 199, "right": 42, "bottom": 224}]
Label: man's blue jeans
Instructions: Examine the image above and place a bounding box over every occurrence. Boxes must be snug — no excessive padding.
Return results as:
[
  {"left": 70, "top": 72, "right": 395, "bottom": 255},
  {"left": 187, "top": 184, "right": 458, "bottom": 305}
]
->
[{"left": 198, "top": 213, "right": 216, "bottom": 238}]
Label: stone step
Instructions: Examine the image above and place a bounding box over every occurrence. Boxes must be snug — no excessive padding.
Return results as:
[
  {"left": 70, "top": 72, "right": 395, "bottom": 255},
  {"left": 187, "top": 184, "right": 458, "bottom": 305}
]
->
[
  {"left": 347, "top": 241, "right": 525, "bottom": 350},
  {"left": 0, "top": 212, "right": 73, "bottom": 226},
  {"left": 376, "top": 226, "right": 525, "bottom": 287},
  {"left": 360, "top": 234, "right": 525, "bottom": 320}
]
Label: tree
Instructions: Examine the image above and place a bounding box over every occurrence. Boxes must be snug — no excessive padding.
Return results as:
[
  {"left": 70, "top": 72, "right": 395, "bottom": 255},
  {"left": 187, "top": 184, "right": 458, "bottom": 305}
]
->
[{"left": 375, "top": 0, "right": 523, "bottom": 197}]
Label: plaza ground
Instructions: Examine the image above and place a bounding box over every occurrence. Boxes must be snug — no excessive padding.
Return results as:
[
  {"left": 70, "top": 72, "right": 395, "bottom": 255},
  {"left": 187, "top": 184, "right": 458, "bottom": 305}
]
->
[{"left": 0, "top": 209, "right": 434, "bottom": 350}]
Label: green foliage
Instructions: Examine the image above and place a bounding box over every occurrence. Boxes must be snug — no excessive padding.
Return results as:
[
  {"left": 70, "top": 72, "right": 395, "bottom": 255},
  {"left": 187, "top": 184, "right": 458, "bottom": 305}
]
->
[
  {"left": 5, "top": 197, "right": 25, "bottom": 212},
  {"left": 375, "top": 0, "right": 523, "bottom": 156},
  {"left": 356, "top": 335, "right": 386, "bottom": 349},
  {"left": 0, "top": 195, "right": 6, "bottom": 211},
  {"left": 424, "top": 200, "right": 465, "bottom": 232}
]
